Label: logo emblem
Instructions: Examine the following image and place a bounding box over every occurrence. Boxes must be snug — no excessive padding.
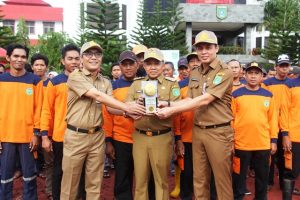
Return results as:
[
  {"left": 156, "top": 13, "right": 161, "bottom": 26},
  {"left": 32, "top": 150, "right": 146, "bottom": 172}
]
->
[
  {"left": 216, "top": 6, "right": 228, "bottom": 20},
  {"left": 264, "top": 100, "right": 270, "bottom": 107},
  {"left": 213, "top": 75, "right": 223, "bottom": 85},
  {"left": 25, "top": 88, "right": 33, "bottom": 96},
  {"left": 172, "top": 87, "right": 180, "bottom": 97}
]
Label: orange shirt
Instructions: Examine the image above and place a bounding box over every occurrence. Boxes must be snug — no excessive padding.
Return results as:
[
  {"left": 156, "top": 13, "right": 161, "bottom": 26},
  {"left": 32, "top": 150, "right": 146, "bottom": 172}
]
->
[
  {"left": 104, "top": 77, "right": 134, "bottom": 143},
  {"left": 0, "top": 72, "right": 43, "bottom": 143},
  {"left": 173, "top": 78, "right": 193, "bottom": 143},
  {"left": 232, "top": 87, "right": 278, "bottom": 150},
  {"left": 232, "top": 83, "right": 244, "bottom": 92},
  {"left": 283, "top": 78, "right": 300, "bottom": 142},
  {"left": 40, "top": 73, "right": 68, "bottom": 142},
  {"left": 262, "top": 77, "right": 290, "bottom": 132},
  {"left": 43, "top": 78, "right": 53, "bottom": 136}
]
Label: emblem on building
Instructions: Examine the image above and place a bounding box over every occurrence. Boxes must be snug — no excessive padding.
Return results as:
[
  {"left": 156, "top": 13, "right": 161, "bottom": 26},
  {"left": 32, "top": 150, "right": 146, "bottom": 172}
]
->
[{"left": 216, "top": 5, "right": 228, "bottom": 20}]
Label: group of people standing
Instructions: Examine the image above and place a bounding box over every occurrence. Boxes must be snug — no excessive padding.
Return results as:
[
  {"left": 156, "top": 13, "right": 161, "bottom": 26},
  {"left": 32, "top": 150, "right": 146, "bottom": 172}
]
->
[{"left": 0, "top": 29, "right": 299, "bottom": 200}]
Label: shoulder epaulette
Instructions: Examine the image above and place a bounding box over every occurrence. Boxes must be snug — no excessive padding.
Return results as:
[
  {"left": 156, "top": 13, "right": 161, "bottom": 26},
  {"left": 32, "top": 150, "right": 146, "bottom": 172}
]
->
[
  {"left": 164, "top": 77, "right": 177, "bottom": 82},
  {"left": 134, "top": 76, "right": 145, "bottom": 81}
]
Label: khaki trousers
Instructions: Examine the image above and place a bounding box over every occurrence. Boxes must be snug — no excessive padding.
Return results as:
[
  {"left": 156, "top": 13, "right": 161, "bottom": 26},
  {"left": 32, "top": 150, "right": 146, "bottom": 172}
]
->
[
  {"left": 193, "top": 125, "right": 234, "bottom": 200},
  {"left": 132, "top": 131, "right": 172, "bottom": 200},
  {"left": 60, "top": 129, "right": 105, "bottom": 200}
]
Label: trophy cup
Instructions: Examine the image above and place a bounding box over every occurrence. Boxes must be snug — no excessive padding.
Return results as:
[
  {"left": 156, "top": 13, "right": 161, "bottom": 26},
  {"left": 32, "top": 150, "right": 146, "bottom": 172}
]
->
[{"left": 142, "top": 81, "right": 158, "bottom": 113}]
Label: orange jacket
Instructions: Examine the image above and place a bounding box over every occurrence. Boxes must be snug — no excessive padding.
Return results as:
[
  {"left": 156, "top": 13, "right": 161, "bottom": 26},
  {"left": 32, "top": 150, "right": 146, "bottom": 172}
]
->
[
  {"left": 262, "top": 77, "right": 290, "bottom": 132},
  {"left": 104, "top": 77, "right": 134, "bottom": 143},
  {"left": 0, "top": 72, "right": 43, "bottom": 143},
  {"left": 40, "top": 73, "right": 68, "bottom": 142},
  {"left": 232, "top": 87, "right": 278, "bottom": 150},
  {"left": 173, "top": 78, "right": 193, "bottom": 143},
  {"left": 283, "top": 78, "right": 300, "bottom": 142}
]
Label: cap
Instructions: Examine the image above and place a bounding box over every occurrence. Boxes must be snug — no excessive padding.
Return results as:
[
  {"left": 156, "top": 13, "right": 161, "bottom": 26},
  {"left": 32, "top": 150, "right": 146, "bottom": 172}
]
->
[
  {"left": 119, "top": 51, "right": 137, "bottom": 63},
  {"left": 178, "top": 57, "right": 188, "bottom": 69},
  {"left": 80, "top": 41, "right": 103, "bottom": 55},
  {"left": 277, "top": 54, "right": 290, "bottom": 65},
  {"left": 289, "top": 66, "right": 300, "bottom": 75},
  {"left": 194, "top": 30, "right": 218, "bottom": 46},
  {"left": 144, "top": 48, "right": 164, "bottom": 62},
  {"left": 187, "top": 52, "right": 198, "bottom": 63},
  {"left": 132, "top": 44, "right": 148, "bottom": 55},
  {"left": 245, "top": 62, "right": 262, "bottom": 72}
]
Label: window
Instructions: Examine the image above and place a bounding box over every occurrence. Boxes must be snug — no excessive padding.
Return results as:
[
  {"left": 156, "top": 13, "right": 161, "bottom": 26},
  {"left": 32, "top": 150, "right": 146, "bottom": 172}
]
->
[
  {"left": 26, "top": 21, "right": 35, "bottom": 34},
  {"left": 256, "top": 37, "right": 262, "bottom": 48},
  {"left": 3, "top": 20, "right": 15, "bottom": 33},
  {"left": 43, "top": 22, "right": 55, "bottom": 33}
]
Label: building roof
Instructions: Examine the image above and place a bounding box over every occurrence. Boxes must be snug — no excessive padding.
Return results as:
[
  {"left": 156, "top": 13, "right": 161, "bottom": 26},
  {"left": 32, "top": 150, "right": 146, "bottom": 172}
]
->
[
  {"left": 4, "top": 0, "right": 51, "bottom": 7},
  {"left": 1, "top": 5, "right": 63, "bottom": 21}
]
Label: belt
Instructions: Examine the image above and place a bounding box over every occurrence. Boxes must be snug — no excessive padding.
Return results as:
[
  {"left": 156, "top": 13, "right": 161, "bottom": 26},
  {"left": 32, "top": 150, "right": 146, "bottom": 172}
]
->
[
  {"left": 197, "top": 122, "right": 231, "bottom": 129},
  {"left": 136, "top": 128, "right": 171, "bottom": 137},
  {"left": 67, "top": 124, "right": 101, "bottom": 134}
]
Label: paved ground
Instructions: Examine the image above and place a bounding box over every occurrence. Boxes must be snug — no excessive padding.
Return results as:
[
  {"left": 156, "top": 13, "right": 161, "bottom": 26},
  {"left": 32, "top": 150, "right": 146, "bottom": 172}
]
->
[{"left": 13, "top": 170, "right": 300, "bottom": 200}]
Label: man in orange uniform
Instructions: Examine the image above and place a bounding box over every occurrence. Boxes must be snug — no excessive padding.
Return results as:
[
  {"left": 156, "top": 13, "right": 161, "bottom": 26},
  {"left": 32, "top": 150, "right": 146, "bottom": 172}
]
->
[
  {"left": 227, "top": 59, "right": 244, "bottom": 92},
  {"left": 0, "top": 44, "right": 43, "bottom": 199},
  {"left": 40, "top": 44, "right": 81, "bottom": 200},
  {"left": 281, "top": 71, "right": 300, "bottom": 199},
  {"left": 263, "top": 54, "right": 290, "bottom": 189},
  {"left": 105, "top": 50, "right": 138, "bottom": 199},
  {"left": 171, "top": 51, "right": 200, "bottom": 200},
  {"left": 231, "top": 62, "right": 278, "bottom": 200},
  {"left": 31, "top": 53, "right": 54, "bottom": 197}
]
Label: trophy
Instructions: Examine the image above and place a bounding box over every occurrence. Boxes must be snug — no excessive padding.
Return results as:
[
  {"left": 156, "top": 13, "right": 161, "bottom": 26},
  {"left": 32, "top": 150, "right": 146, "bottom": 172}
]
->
[{"left": 142, "top": 81, "right": 158, "bottom": 113}]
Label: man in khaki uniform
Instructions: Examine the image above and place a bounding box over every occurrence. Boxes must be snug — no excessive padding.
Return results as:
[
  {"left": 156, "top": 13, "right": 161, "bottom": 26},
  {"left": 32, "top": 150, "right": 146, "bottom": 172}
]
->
[
  {"left": 156, "top": 30, "right": 234, "bottom": 200},
  {"left": 60, "top": 41, "right": 145, "bottom": 200},
  {"left": 127, "top": 48, "right": 181, "bottom": 200}
]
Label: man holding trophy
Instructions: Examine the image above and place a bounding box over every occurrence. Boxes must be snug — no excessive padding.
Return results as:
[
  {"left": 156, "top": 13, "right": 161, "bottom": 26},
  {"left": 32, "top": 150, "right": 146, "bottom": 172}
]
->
[{"left": 126, "top": 48, "right": 181, "bottom": 200}]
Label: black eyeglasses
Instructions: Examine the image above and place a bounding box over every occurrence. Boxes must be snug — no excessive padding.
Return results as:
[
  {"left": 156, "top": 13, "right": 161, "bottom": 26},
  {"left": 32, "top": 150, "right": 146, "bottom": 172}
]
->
[{"left": 83, "top": 52, "right": 103, "bottom": 59}]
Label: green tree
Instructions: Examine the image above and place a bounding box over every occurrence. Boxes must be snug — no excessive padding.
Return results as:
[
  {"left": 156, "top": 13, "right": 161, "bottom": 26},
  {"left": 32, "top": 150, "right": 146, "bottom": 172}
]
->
[
  {"left": 76, "top": 2, "right": 88, "bottom": 46},
  {"left": 16, "top": 18, "right": 30, "bottom": 46},
  {"left": 263, "top": 0, "right": 300, "bottom": 64},
  {"left": 85, "top": 0, "right": 127, "bottom": 76},
  {"left": 0, "top": 10, "right": 17, "bottom": 47},
  {"left": 31, "top": 32, "right": 74, "bottom": 72},
  {"left": 131, "top": 0, "right": 187, "bottom": 55}
]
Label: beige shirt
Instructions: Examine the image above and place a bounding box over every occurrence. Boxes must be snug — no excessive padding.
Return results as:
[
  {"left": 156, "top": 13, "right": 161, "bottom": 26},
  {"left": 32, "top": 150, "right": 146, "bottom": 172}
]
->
[
  {"left": 188, "top": 57, "right": 233, "bottom": 126},
  {"left": 127, "top": 75, "right": 180, "bottom": 131},
  {"left": 66, "top": 68, "right": 112, "bottom": 129}
]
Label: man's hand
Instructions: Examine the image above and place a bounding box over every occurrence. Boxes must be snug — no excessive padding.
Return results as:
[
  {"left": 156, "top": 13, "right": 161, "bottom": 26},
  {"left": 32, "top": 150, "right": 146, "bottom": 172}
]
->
[
  {"left": 105, "top": 142, "right": 115, "bottom": 160},
  {"left": 136, "top": 96, "right": 144, "bottom": 106},
  {"left": 29, "top": 135, "right": 39, "bottom": 152},
  {"left": 0, "top": 142, "right": 2, "bottom": 154},
  {"left": 125, "top": 102, "right": 145, "bottom": 116},
  {"left": 155, "top": 107, "right": 174, "bottom": 119},
  {"left": 157, "top": 100, "right": 168, "bottom": 108},
  {"left": 175, "top": 140, "right": 184, "bottom": 157},
  {"left": 271, "top": 143, "right": 277, "bottom": 155},
  {"left": 282, "top": 136, "right": 292, "bottom": 151},
  {"left": 42, "top": 136, "right": 52, "bottom": 152},
  {"left": 127, "top": 113, "right": 143, "bottom": 120}
]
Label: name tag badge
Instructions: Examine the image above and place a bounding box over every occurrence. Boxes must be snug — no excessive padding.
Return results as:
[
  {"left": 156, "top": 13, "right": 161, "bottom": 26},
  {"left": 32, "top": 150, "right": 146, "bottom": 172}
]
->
[{"left": 202, "top": 82, "right": 206, "bottom": 94}]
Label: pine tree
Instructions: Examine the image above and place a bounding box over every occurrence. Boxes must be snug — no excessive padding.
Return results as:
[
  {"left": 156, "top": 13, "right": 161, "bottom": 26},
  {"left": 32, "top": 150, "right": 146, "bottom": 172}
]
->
[
  {"left": 85, "top": 0, "right": 127, "bottom": 76},
  {"left": 131, "top": 0, "right": 187, "bottom": 55},
  {"left": 0, "top": 10, "right": 17, "bottom": 48},
  {"left": 263, "top": 0, "right": 300, "bottom": 64},
  {"left": 76, "top": 2, "right": 88, "bottom": 46}
]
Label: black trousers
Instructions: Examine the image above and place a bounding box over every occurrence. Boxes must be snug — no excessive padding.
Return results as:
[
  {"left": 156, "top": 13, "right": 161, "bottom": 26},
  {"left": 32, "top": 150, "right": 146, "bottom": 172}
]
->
[
  {"left": 113, "top": 140, "right": 134, "bottom": 200},
  {"left": 268, "top": 132, "right": 285, "bottom": 188},
  {"left": 284, "top": 142, "right": 300, "bottom": 180},
  {"left": 52, "top": 141, "right": 63, "bottom": 200},
  {"left": 233, "top": 149, "right": 270, "bottom": 200},
  {"left": 180, "top": 142, "right": 193, "bottom": 200}
]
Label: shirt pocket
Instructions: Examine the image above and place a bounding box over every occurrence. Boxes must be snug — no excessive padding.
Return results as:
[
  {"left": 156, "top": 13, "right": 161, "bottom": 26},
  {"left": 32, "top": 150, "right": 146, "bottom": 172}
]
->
[{"left": 189, "top": 80, "right": 201, "bottom": 97}]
